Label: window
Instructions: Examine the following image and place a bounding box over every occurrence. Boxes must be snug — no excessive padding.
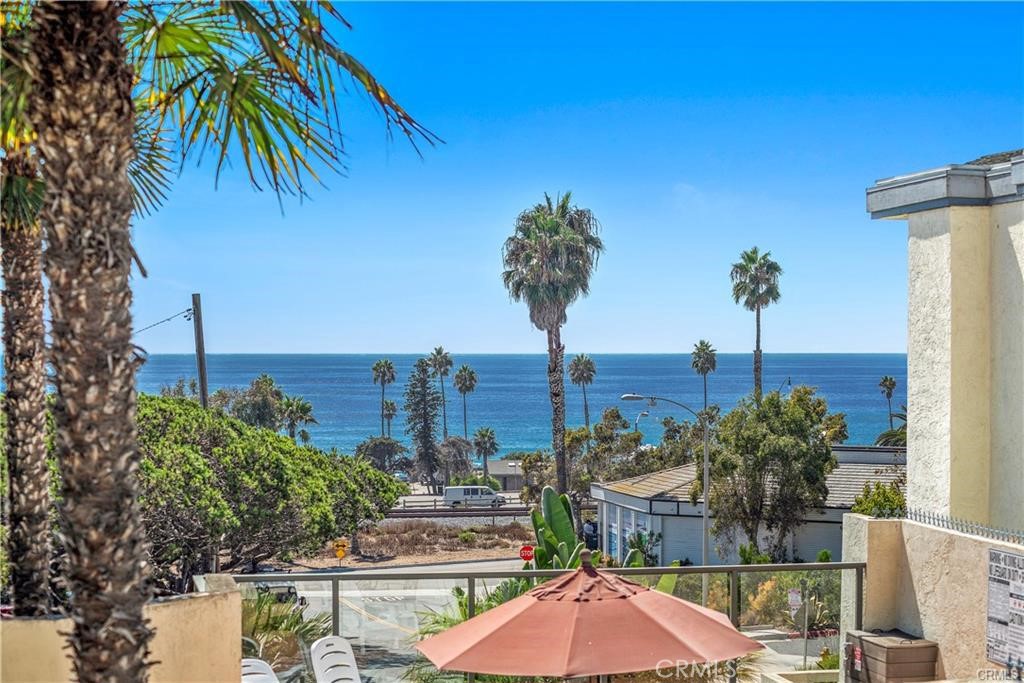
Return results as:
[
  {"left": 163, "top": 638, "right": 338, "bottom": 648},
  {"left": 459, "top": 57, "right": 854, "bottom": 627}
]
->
[{"left": 463, "top": 488, "right": 471, "bottom": 495}]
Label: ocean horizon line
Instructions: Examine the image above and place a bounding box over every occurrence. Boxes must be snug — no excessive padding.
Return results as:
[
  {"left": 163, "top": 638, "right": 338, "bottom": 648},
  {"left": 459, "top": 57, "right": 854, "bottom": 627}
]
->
[{"left": 142, "top": 351, "right": 908, "bottom": 357}]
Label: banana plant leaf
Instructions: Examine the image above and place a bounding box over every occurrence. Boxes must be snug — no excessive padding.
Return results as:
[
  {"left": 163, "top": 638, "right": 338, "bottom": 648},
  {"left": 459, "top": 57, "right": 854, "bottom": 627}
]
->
[{"left": 542, "top": 487, "right": 575, "bottom": 547}]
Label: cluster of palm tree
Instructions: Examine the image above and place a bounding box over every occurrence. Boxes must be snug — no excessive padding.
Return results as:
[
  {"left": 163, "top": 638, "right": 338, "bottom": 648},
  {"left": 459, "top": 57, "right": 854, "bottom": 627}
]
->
[
  {"left": 1, "top": 2, "right": 433, "bottom": 678},
  {"left": 373, "top": 351, "right": 481, "bottom": 442}
]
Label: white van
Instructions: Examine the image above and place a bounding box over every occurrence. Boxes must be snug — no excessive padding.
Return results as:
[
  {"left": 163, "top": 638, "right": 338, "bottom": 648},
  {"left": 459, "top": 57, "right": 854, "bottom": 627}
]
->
[{"left": 443, "top": 486, "right": 506, "bottom": 508}]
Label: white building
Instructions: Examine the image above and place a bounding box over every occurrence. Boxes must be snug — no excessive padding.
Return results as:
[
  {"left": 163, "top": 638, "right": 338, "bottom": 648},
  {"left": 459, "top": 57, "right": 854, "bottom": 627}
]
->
[{"left": 591, "top": 445, "right": 904, "bottom": 565}]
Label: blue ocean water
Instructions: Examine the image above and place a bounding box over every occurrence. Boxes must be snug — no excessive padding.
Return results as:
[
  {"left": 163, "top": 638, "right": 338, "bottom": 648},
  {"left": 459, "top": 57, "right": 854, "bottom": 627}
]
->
[{"left": 136, "top": 354, "right": 907, "bottom": 456}]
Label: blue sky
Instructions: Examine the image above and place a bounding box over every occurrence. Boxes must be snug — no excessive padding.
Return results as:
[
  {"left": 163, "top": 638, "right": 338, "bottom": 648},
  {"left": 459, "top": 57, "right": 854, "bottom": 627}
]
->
[{"left": 132, "top": 2, "right": 1024, "bottom": 355}]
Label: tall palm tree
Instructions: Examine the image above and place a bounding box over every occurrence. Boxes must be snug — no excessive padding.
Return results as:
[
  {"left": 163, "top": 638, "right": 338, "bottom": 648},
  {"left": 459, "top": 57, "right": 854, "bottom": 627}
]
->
[
  {"left": 279, "top": 396, "right": 318, "bottom": 442},
  {"left": 453, "top": 364, "right": 478, "bottom": 439},
  {"left": 879, "top": 375, "right": 897, "bottom": 430},
  {"left": 473, "top": 427, "right": 499, "bottom": 479},
  {"left": 691, "top": 340, "right": 717, "bottom": 412},
  {"left": 502, "top": 192, "right": 604, "bottom": 493},
  {"left": 0, "top": 144, "right": 50, "bottom": 617},
  {"left": 428, "top": 346, "right": 454, "bottom": 439},
  {"left": 382, "top": 399, "right": 398, "bottom": 438},
  {"left": 13, "top": 3, "right": 434, "bottom": 678},
  {"left": 372, "top": 359, "right": 397, "bottom": 437},
  {"left": 567, "top": 354, "right": 597, "bottom": 433},
  {"left": 730, "top": 247, "right": 782, "bottom": 399}
]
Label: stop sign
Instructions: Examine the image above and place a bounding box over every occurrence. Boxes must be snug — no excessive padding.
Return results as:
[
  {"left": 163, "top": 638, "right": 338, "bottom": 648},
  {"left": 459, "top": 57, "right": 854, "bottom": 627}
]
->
[{"left": 519, "top": 545, "right": 535, "bottom": 562}]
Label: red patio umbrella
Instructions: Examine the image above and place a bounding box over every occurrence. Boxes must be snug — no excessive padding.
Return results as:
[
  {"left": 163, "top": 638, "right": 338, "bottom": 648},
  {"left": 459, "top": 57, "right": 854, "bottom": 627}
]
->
[{"left": 415, "top": 552, "right": 763, "bottom": 678}]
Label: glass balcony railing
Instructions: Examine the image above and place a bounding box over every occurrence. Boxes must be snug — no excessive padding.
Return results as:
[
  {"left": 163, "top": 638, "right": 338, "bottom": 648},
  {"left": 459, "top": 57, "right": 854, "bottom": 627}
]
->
[{"left": 230, "top": 561, "right": 864, "bottom": 683}]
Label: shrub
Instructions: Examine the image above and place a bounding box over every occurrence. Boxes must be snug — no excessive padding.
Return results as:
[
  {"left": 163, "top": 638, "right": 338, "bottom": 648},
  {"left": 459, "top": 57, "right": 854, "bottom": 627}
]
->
[
  {"left": 458, "top": 530, "right": 478, "bottom": 545},
  {"left": 852, "top": 481, "right": 905, "bottom": 517}
]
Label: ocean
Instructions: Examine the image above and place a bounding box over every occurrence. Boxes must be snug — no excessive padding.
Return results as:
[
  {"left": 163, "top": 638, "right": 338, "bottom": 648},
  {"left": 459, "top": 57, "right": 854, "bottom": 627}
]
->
[{"left": 136, "top": 353, "right": 907, "bottom": 456}]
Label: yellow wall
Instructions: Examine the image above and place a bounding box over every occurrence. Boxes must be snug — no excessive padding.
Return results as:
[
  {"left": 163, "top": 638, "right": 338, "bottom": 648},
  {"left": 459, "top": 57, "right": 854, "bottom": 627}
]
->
[{"left": 0, "top": 589, "right": 241, "bottom": 683}]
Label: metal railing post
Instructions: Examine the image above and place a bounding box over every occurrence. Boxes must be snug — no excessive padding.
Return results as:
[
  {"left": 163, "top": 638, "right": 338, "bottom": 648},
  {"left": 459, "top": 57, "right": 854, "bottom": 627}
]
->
[
  {"left": 728, "top": 569, "right": 740, "bottom": 628},
  {"left": 467, "top": 578, "right": 476, "bottom": 683},
  {"left": 331, "top": 577, "right": 340, "bottom": 637},
  {"left": 855, "top": 566, "right": 864, "bottom": 631}
]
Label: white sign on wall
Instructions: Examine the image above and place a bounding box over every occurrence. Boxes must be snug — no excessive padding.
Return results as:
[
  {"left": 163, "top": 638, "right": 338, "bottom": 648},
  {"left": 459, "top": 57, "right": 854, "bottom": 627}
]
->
[{"left": 987, "top": 548, "right": 1024, "bottom": 665}]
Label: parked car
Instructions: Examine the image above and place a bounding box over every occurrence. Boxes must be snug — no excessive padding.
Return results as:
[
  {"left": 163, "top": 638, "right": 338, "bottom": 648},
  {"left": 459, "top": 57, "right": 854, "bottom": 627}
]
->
[{"left": 443, "top": 485, "right": 506, "bottom": 508}]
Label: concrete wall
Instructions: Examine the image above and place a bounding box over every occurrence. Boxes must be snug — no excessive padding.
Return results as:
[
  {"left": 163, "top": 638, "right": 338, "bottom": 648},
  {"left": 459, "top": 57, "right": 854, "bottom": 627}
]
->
[
  {"left": 841, "top": 514, "right": 1024, "bottom": 679},
  {"left": 0, "top": 588, "right": 241, "bottom": 683}
]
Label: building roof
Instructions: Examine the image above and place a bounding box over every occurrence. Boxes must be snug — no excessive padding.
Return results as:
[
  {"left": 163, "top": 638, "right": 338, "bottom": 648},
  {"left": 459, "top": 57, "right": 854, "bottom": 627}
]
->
[
  {"left": 596, "top": 459, "right": 905, "bottom": 510},
  {"left": 965, "top": 150, "right": 1023, "bottom": 166},
  {"left": 488, "top": 459, "right": 522, "bottom": 476}
]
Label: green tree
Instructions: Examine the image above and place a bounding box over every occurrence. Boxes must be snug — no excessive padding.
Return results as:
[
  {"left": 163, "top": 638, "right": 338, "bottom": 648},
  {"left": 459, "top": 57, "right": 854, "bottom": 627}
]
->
[
  {"left": 472, "top": 427, "right": 499, "bottom": 478},
  {"left": 568, "top": 354, "right": 597, "bottom": 434},
  {"left": 730, "top": 247, "right": 782, "bottom": 399},
  {"left": 437, "top": 437, "right": 474, "bottom": 488},
  {"left": 372, "top": 359, "right": 397, "bottom": 437},
  {"left": 878, "top": 375, "right": 897, "bottom": 430},
  {"left": 355, "top": 436, "right": 411, "bottom": 476},
  {"left": 429, "top": 346, "right": 454, "bottom": 440},
  {"left": 333, "top": 455, "right": 406, "bottom": 556},
  {"left": 452, "top": 364, "right": 478, "bottom": 439},
  {"left": 382, "top": 399, "right": 398, "bottom": 438},
  {"left": 709, "top": 386, "right": 846, "bottom": 560},
  {"left": 6, "top": 2, "right": 433, "bottom": 674},
  {"left": 502, "top": 192, "right": 604, "bottom": 493},
  {"left": 404, "top": 359, "right": 442, "bottom": 493},
  {"left": 211, "top": 374, "right": 285, "bottom": 430},
  {"left": 691, "top": 340, "right": 717, "bottom": 412},
  {"left": 279, "top": 396, "right": 317, "bottom": 443}
]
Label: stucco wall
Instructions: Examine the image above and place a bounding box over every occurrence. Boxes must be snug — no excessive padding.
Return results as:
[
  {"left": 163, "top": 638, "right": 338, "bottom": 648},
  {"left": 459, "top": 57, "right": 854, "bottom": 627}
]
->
[
  {"left": 0, "top": 588, "right": 241, "bottom": 683},
  {"left": 906, "top": 208, "right": 954, "bottom": 516},
  {"left": 904, "top": 202, "right": 1024, "bottom": 525},
  {"left": 990, "top": 202, "right": 1024, "bottom": 529},
  {"left": 841, "top": 514, "right": 1024, "bottom": 680}
]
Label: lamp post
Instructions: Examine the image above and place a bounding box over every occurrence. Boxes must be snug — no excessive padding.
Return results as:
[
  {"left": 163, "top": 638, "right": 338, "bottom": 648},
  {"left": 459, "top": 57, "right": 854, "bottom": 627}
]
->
[
  {"left": 621, "top": 393, "right": 711, "bottom": 606},
  {"left": 634, "top": 410, "right": 650, "bottom": 432},
  {"left": 777, "top": 376, "right": 792, "bottom": 394}
]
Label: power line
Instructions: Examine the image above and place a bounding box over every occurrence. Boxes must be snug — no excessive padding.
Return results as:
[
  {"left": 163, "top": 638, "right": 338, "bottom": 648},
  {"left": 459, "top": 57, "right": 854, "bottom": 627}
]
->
[{"left": 134, "top": 307, "right": 193, "bottom": 335}]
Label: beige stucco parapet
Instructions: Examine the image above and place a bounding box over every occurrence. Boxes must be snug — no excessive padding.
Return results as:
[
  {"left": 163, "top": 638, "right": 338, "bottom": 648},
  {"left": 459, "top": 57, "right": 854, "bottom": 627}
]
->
[
  {"left": 841, "top": 514, "right": 1024, "bottom": 680},
  {"left": 0, "top": 580, "right": 242, "bottom": 683}
]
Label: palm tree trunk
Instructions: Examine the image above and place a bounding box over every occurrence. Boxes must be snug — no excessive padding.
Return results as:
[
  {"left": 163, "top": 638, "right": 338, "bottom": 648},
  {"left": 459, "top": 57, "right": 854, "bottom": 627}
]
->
[
  {"left": 887, "top": 397, "right": 894, "bottom": 430},
  {"left": 28, "top": 3, "right": 154, "bottom": 679},
  {"left": 582, "top": 383, "right": 590, "bottom": 433},
  {"left": 462, "top": 394, "right": 468, "bottom": 439},
  {"left": 702, "top": 373, "right": 708, "bottom": 412},
  {"left": 482, "top": 453, "right": 489, "bottom": 478},
  {"left": 546, "top": 327, "right": 568, "bottom": 493},
  {"left": 439, "top": 377, "right": 448, "bottom": 439},
  {"left": 753, "top": 305, "right": 763, "bottom": 400},
  {"left": 380, "top": 384, "right": 385, "bottom": 437},
  {"left": 386, "top": 417, "right": 392, "bottom": 438},
  {"left": 2, "top": 151, "right": 51, "bottom": 617}
]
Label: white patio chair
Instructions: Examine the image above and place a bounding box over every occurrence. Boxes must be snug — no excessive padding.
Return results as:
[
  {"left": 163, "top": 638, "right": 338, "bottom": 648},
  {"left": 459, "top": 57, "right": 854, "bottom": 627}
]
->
[
  {"left": 241, "top": 658, "right": 281, "bottom": 683},
  {"left": 310, "top": 636, "right": 361, "bottom": 683}
]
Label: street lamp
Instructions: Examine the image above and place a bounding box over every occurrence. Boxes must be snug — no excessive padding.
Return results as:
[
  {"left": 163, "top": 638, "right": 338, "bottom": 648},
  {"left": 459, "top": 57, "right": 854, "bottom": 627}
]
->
[
  {"left": 777, "top": 376, "right": 792, "bottom": 393},
  {"left": 634, "top": 410, "right": 650, "bottom": 432},
  {"left": 622, "top": 393, "right": 712, "bottom": 606}
]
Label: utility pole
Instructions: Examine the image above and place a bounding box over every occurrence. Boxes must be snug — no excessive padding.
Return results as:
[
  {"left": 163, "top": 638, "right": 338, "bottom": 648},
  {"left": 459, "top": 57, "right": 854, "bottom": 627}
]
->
[{"left": 191, "top": 293, "right": 209, "bottom": 408}]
